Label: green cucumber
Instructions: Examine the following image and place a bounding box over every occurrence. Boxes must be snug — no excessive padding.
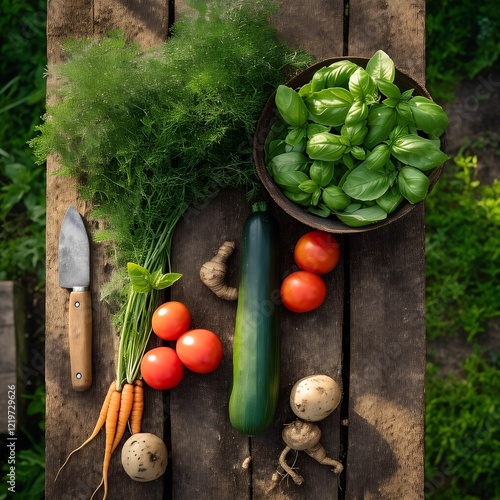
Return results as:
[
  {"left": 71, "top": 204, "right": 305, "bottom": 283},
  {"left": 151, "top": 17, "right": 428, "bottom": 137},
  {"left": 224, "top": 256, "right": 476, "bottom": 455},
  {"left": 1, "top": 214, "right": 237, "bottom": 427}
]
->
[{"left": 229, "top": 201, "right": 281, "bottom": 436}]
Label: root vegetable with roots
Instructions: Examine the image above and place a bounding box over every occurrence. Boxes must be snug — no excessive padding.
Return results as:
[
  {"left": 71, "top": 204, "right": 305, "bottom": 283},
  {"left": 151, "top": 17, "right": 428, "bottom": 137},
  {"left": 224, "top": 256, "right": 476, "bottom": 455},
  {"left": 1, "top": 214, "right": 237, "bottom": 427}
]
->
[
  {"left": 278, "top": 419, "right": 344, "bottom": 485},
  {"left": 200, "top": 241, "right": 238, "bottom": 301}
]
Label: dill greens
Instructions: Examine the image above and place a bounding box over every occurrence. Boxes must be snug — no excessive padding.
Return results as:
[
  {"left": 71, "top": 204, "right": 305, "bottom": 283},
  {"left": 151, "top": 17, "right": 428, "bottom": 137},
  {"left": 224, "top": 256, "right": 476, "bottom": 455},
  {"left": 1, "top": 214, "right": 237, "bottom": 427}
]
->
[{"left": 31, "top": 0, "right": 312, "bottom": 387}]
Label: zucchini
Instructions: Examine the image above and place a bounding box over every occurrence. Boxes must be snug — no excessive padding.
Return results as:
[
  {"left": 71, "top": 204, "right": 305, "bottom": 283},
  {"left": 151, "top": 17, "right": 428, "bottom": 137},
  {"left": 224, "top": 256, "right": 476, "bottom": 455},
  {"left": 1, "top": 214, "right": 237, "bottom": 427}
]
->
[{"left": 229, "top": 201, "right": 281, "bottom": 435}]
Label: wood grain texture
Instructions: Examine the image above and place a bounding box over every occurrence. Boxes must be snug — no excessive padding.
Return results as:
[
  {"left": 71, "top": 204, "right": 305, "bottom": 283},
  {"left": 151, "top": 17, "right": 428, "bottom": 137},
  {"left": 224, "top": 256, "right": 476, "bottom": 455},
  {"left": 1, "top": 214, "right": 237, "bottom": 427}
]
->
[
  {"left": 345, "top": 1, "right": 427, "bottom": 498},
  {"left": 45, "top": 1, "right": 170, "bottom": 498},
  {"left": 274, "top": 0, "right": 345, "bottom": 60}
]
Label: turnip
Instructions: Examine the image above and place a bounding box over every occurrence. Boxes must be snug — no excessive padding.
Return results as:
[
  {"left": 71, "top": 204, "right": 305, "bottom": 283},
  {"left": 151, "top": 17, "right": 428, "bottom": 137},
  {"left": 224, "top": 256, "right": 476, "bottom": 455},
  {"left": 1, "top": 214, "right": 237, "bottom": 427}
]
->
[{"left": 121, "top": 433, "right": 168, "bottom": 482}]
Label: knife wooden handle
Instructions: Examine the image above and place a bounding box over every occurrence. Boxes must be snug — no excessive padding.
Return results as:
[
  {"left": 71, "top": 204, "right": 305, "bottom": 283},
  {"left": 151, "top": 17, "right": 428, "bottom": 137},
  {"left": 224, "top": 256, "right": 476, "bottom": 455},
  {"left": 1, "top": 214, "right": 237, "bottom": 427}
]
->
[{"left": 68, "top": 291, "right": 92, "bottom": 391}]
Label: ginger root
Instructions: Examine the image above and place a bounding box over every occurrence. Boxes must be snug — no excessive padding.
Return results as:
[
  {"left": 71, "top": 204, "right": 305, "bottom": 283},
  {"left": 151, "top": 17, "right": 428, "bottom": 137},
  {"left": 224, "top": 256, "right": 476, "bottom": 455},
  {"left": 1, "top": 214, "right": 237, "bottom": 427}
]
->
[
  {"left": 199, "top": 241, "right": 238, "bottom": 301},
  {"left": 278, "top": 419, "right": 343, "bottom": 485}
]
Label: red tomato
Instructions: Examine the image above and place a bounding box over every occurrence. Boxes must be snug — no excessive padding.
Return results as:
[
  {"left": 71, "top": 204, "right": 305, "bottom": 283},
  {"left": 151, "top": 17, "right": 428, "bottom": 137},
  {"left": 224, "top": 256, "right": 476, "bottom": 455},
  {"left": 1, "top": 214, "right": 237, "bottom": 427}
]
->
[
  {"left": 176, "top": 329, "right": 223, "bottom": 374},
  {"left": 140, "top": 347, "right": 184, "bottom": 390},
  {"left": 152, "top": 301, "right": 191, "bottom": 341},
  {"left": 280, "top": 271, "right": 327, "bottom": 313},
  {"left": 294, "top": 230, "right": 340, "bottom": 275}
]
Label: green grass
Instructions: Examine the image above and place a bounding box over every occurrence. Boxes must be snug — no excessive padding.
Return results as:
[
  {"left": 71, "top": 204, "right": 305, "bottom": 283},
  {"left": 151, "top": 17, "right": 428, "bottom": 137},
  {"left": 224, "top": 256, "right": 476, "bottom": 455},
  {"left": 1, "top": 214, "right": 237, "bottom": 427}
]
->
[
  {"left": 425, "top": 147, "right": 500, "bottom": 342},
  {"left": 424, "top": 143, "right": 500, "bottom": 497},
  {"left": 425, "top": 351, "right": 500, "bottom": 499}
]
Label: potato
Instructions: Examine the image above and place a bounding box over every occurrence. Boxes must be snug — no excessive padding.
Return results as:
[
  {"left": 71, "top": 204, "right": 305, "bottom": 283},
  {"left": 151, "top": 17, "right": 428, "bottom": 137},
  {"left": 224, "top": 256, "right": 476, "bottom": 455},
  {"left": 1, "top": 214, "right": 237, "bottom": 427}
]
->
[
  {"left": 290, "top": 375, "right": 341, "bottom": 422},
  {"left": 121, "top": 432, "right": 168, "bottom": 482}
]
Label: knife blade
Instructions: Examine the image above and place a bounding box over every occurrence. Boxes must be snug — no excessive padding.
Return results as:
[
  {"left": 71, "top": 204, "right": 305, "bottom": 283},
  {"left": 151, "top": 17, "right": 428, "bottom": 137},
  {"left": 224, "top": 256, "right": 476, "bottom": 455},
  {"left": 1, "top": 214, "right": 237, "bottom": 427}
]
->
[{"left": 58, "top": 205, "right": 92, "bottom": 391}]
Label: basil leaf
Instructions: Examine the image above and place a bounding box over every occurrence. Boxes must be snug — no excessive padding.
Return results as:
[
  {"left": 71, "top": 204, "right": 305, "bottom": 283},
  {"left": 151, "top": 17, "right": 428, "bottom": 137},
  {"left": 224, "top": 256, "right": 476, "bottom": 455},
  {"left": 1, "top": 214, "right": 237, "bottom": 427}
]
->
[
  {"left": 342, "top": 162, "right": 392, "bottom": 201},
  {"left": 401, "top": 89, "right": 414, "bottom": 100},
  {"left": 389, "top": 124, "right": 410, "bottom": 142},
  {"left": 311, "top": 188, "right": 322, "bottom": 206},
  {"left": 343, "top": 203, "right": 362, "bottom": 214},
  {"left": 363, "top": 143, "right": 391, "bottom": 171},
  {"left": 308, "top": 204, "right": 331, "bottom": 218},
  {"left": 274, "top": 170, "right": 310, "bottom": 193},
  {"left": 376, "top": 78, "right": 401, "bottom": 99},
  {"left": 341, "top": 121, "right": 368, "bottom": 146},
  {"left": 349, "top": 67, "right": 378, "bottom": 103},
  {"left": 306, "top": 132, "right": 347, "bottom": 161},
  {"left": 298, "top": 82, "right": 313, "bottom": 98},
  {"left": 391, "top": 134, "right": 449, "bottom": 171},
  {"left": 267, "top": 139, "right": 287, "bottom": 160},
  {"left": 285, "top": 139, "right": 306, "bottom": 153},
  {"left": 307, "top": 123, "right": 330, "bottom": 138},
  {"left": 397, "top": 166, "right": 430, "bottom": 203},
  {"left": 341, "top": 153, "right": 356, "bottom": 170},
  {"left": 264, "top": 119, "right": 287, "bottom": 159},
  {"left": 336, "top": 205, "right": 388, "bottom": 227},
  {"left": 407, "top": 96, "right": 449, "bottom": 136},
  {"left": 325, "top": 60, "right": 359, "bottom": 88},
  {"left": 299, "top": 179, "right": 320, "bottom": 194},
  {"left": 395, "top": 101, "right": 414, "bottom": 126},
  {"left": 285, "top": 126, "right": 307, "bottom": 147},
  {"left": 304, "top": 88, "right": 353, "bottom": 127},
  {"left": 364, "top": 104, "right": 397, "bottom": 149},
  {"left": 376, "top": 184, "right": 404, "bottom": 213},
  {"left": 382, "top": 97, "right": 399, "bottom": 108},
  {"left": 275, "top": 85, "right": 309, "bottom": 127},
  {"left": 268, "top": 152, "right": 310, "bottom": 175},
  {"left": 152, "top": 272, "right": 183, "bottom": 290},
  {"left": 310, "top": 160, "right": 335, "bottom": 187},
  {"left": 283, "top": 190, "right": 312, "bottom": 207},
  {"left": 310, "top": 66, "right": 332, "bottom": 92},
  {"left": 127, "top": 262, "right": 152, "bottom": 293},
  {"left": 345, "top": 100, "right": 368, "bottom": 126},
  {"left": 365, "top": 50, "right": 395, "bottom": 82},
  {"left": 350, "top": 146, "right": 366, "bottom": 161},
  {"left": 322, "top": 185, "right": 351, "bottom": 211}
]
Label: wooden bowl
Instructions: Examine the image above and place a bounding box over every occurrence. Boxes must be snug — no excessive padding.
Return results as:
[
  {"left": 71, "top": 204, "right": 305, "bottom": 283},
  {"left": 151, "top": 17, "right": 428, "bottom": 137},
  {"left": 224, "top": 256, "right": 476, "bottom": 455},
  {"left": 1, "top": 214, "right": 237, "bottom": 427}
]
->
[{"left": 253, "top": 57, "right": 446, "bottom": 234}]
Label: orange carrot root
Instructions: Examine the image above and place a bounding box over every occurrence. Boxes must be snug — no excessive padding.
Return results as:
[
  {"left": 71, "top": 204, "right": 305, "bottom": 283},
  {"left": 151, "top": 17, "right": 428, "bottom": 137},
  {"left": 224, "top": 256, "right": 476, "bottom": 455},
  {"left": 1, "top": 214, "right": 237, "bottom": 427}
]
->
[
  {"left": 111, "top": 383, "right": 135, "bottom": 454},
  {"left": 100, "top": 388, "right": 122, "bottom": 500},
  {"left": 55, "top": 381, "right": 116, "bottom": 482},
  {"left": 129, "top": 379, "right": 144, "bottom": 435}
]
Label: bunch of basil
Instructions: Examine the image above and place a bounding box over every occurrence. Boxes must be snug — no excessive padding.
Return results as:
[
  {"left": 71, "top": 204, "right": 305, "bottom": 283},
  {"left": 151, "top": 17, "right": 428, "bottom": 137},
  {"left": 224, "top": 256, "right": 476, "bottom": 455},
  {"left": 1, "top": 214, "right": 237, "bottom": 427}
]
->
[{"left": 265, "top": 50, "right": 449, "bottom": 227}]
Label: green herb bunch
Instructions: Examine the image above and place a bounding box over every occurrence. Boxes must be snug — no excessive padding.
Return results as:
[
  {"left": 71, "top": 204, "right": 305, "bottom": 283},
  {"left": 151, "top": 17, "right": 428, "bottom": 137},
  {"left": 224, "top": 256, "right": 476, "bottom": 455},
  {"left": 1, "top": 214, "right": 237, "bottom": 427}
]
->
[
  {"left": 265, "top": 50, "right": 449, "bottom": 227},
  {"left": 30, "top": 0, "right": 311, "bottom": 301},
  {"left": 30, "top": 0, "right": 312, "bottom": 386}
]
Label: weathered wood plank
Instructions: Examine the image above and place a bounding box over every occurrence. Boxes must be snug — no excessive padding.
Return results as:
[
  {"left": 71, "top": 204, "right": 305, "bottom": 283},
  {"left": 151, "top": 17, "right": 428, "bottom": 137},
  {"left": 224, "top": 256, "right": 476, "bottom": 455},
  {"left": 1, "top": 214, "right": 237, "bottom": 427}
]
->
[
  {"left": 45, "top": 1, "right": 170, "bottom": 499},
  {"left": 0, "top": 282, "right": 27, "bottom": 433},
  {"left": 345, "top": 1, "right": 426, "bottom": 498},
  {"left": 274, "top": 0, "right": 345, "bottom": 60}
]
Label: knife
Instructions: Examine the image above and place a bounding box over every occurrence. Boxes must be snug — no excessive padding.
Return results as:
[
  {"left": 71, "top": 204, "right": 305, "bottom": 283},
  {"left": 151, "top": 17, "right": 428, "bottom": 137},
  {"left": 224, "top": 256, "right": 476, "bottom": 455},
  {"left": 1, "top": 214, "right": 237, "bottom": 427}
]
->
[{"left": 58, "top": 205, "right": 93, "bottom": 391}]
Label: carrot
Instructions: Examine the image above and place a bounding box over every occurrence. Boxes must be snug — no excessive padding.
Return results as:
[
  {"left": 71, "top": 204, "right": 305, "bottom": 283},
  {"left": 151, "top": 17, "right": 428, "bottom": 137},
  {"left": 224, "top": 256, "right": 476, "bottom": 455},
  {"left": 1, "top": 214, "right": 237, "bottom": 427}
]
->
[
  {"left": 111, "top": 383, "right": 135, "bottom": 453},
  {"left": 129, "top": 379, "right": 144, "bottom": 435},
  {"left": 91, "top": 388, "right": 122, "bottom": 500},
  {"left": 55, "top": 381, "right": 116, "bottom": 481}
]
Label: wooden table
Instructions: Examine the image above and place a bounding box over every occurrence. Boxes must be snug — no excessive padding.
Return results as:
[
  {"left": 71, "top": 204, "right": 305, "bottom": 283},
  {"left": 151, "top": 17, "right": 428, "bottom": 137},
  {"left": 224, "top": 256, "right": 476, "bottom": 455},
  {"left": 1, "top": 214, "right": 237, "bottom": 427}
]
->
[{"left": 45, "top": 1, "right": 426, "bottom": 498}]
